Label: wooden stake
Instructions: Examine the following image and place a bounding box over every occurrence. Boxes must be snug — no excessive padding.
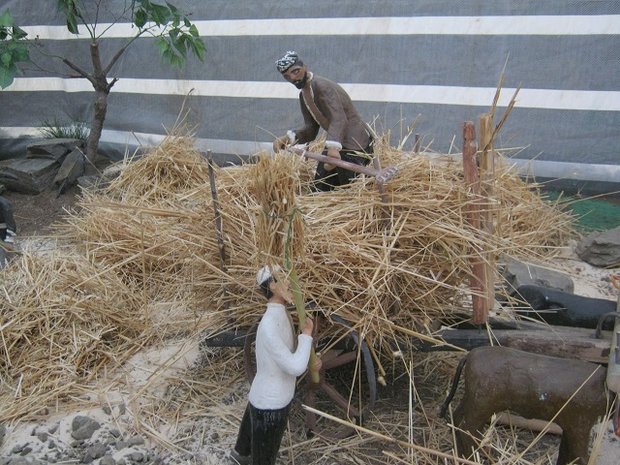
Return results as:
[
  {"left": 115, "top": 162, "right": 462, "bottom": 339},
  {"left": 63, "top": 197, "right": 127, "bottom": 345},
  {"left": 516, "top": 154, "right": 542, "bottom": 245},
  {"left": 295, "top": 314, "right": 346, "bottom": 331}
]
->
[
  {"left": 207, "top": 151, "right": 227, "bottom": 272},
  {"left": 478, "top": 114, "right": 496, "bottom": 308},
  {"left": 207, "top": 150, "right": 229, "bottom": 306},
  {"left": 462, "top": 121, "right": 488, "bottom": 325}
]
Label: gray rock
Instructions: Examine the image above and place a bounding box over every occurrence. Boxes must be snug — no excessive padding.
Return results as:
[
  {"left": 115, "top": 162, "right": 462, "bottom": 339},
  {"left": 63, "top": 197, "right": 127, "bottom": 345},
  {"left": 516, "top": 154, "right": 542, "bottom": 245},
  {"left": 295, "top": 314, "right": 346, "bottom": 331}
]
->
[
  {"left": 114, "top": 439, "right": 128, "bottom": 450},
  {"left": 502, "top": 256, "right": 575, "bottom": 294},
  {"left": 71, "top": 416, "right": 101, "bottom": 441},
  {"left": 100, "top": 455, "right": 116, "bottom": 465},
  {"left": 0, "top": 423, "right": 5, "bottom": 447},
  {"left": 576, "top": 226, "right": 620, "bottom": 268},
  {"left": 0, "top": 158, "right": 59, "bottom": 194},
  {"left": 26, "top": 139, "right": 83, "bottom": 161},
  {"left": 53, "top": 149, "right": 85, "bottom": 194},
  {"left": 76, "top": 175, "right": 103, "bottom": 191},
  {"left": 129, "top": 451, "right": 145, "bottom": 462},
  {"left": 126, "top": 435, "right": 145, "bottom": 447},
  {"left": 4, "top": 459, "right": 46, "bottom": 465},
  {"left": 83, "top": 442, "right": 107, "bottom": 462}
]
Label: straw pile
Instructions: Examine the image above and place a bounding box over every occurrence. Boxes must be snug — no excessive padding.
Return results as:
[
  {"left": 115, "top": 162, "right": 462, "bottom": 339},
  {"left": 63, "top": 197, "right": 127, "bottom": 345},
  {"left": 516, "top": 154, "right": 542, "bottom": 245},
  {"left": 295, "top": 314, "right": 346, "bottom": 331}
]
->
[
  {"left": 0, "top": 251, "right": 146, "bottom": 421},
  {"left": 58, "top": 137, "right": 217, "bottom": 302},
  {"left": 0, "top": 131, "right": 576, "bottom": 423},
  {"left": 58, "top": 133, "right": 575, "bottom": 349}
]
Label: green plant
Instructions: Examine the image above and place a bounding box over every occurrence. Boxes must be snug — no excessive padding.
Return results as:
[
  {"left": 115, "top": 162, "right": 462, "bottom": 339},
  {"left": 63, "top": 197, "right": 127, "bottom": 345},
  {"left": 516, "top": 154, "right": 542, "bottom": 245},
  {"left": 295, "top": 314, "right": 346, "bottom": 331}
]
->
[
  {"left": 0, "top": 9, "right": 29, "bottom": 88},
  {"left": 39, "top": 118, "right": 89, "bottom": 141}
]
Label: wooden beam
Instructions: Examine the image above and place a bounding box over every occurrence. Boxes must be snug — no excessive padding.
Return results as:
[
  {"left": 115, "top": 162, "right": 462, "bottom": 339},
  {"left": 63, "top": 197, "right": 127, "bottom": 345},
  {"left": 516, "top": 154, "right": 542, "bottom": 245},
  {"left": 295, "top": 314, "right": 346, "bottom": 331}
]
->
[{"left": 416, "top": 324, "right": 611, "bottom": 364}]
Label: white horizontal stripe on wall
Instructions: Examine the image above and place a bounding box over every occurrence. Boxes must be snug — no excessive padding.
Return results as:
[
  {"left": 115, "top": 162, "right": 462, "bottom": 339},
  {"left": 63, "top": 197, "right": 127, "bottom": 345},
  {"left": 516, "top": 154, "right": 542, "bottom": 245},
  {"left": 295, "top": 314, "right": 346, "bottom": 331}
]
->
[
  {"left": 6, "top": 77, "right": 620, "bottom": 112},
  {"left": 21, "top": 15, "right": 620, "bottom": 40}
]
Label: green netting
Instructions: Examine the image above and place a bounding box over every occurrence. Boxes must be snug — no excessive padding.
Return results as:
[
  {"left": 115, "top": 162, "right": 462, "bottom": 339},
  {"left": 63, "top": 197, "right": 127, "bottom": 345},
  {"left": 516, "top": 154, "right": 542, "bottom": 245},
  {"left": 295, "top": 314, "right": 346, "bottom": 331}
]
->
[{"left": 543, "top": 190, "right": 620, "bottom": 231}]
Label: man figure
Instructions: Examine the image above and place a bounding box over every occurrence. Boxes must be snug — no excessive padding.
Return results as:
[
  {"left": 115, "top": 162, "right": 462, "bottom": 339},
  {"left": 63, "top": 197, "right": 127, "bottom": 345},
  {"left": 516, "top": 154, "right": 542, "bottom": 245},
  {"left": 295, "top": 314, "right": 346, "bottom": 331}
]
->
[
  {"left": 273, "top": 51, "right": 374, "bottom": 191},
  {"left": 231, "top": 265, "right": 318, "bottom": 465},
  {"left": 0, "top": 195, "right": 17, "bottom": 269},
  {"left": 0, "top": 196, "right": 16, "bottom": 243}
]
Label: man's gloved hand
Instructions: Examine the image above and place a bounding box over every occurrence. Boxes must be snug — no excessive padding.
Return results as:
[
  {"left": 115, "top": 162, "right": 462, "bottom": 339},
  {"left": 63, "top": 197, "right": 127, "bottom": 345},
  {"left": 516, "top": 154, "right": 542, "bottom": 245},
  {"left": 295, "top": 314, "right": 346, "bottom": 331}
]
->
[
  {"left": 324, "top": 147, "right": 341, "bottom": 171},
  {"left": 273, "top": 135, "right": 290, "bottom": 152}
]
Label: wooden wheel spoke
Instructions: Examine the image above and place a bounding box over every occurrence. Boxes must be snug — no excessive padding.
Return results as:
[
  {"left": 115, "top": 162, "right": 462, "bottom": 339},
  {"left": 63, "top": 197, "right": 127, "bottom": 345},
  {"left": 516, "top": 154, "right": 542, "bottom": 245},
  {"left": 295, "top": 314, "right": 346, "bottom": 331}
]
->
[
  {"left": 319, "top": 380, "right": 361, "bottom": 418},
  {"left": 322, "top": 351, "right": 358, "bottom": 370}
]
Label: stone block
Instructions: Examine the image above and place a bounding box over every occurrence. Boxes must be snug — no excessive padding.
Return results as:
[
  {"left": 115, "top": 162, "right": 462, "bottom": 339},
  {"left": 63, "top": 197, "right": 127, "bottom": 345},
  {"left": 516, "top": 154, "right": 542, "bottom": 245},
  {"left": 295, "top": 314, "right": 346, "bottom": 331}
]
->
[
  {"left": 0, "top": 158, "right": 59, "bottom": 194},
  {"left": 501, "top": 256, "right": 574, "bottom": 294}
]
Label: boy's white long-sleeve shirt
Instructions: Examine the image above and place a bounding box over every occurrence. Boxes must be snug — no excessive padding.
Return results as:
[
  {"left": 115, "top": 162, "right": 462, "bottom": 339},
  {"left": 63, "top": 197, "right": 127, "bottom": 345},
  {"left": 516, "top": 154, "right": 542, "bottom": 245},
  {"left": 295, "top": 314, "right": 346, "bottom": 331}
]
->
[{"left": 248, "top": 302, "right": 313, "bottom": 410}]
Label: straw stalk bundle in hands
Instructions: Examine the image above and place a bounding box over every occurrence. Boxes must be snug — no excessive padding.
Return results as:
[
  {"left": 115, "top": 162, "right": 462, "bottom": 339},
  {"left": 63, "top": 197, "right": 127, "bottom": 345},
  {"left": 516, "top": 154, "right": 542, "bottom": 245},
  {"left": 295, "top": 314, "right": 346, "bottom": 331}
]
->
[{"left": 249, "top": 152, "right": 305, "bottom": 264}]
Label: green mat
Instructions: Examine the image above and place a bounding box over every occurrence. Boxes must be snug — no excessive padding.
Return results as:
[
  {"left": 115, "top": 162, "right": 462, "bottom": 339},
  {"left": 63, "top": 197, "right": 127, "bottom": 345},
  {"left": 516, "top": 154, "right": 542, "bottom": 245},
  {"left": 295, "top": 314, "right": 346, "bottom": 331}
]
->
[{"left": 543, "top": 190, "right": 620, "bottom": 232}]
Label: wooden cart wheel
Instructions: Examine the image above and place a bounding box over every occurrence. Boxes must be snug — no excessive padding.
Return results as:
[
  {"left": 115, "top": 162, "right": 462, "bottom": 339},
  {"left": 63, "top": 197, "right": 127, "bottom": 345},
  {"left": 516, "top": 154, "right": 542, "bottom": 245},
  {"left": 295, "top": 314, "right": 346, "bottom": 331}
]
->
[{"left": 243, "top": 312, "right": 377, "bottom": 439}]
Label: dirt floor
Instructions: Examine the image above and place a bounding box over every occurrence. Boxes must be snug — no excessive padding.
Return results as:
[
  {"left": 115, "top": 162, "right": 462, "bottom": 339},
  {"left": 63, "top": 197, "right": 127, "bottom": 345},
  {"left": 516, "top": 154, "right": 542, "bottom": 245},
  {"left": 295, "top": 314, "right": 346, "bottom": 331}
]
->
[{"left": 2, "top": 186, "right": 81, "bottom": 237}]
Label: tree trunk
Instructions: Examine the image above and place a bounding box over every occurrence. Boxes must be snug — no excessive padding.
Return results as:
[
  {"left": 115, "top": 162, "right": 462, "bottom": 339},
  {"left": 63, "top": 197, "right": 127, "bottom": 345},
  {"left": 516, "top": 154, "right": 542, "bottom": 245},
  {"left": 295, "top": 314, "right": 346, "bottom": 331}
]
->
[
  {"left": 85, "top": 86, "right": 109, "bottom": 172},
  {"left": 84, "top": 40, "right": 113, "bottom": 174}
]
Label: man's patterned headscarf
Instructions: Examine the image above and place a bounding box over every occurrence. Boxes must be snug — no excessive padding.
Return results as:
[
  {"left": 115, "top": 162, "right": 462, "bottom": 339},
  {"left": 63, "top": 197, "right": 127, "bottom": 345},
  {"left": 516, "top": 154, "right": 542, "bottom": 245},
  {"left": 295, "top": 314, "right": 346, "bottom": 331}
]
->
[{"left": 275, "top": 51, "right": 303, "bottom": 73}]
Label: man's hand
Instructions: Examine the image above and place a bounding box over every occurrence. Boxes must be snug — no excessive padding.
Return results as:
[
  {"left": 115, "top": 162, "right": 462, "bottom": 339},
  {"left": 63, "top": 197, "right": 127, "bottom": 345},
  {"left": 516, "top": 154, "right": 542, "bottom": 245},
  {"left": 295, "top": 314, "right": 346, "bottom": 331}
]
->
[
  {"left": 273, "top": 135, "right": 289, "bottom": 152},
  {"left": 324, "top": 147, "right": 341, "bottom": 171}
]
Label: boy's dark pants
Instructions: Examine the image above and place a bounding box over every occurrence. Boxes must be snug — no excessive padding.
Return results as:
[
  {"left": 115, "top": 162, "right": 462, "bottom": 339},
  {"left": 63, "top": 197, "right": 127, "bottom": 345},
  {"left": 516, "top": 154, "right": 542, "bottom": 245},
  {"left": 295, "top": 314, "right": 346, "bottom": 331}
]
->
[{"left": 234, "top": 403, "right": 290, "bottom": 465}]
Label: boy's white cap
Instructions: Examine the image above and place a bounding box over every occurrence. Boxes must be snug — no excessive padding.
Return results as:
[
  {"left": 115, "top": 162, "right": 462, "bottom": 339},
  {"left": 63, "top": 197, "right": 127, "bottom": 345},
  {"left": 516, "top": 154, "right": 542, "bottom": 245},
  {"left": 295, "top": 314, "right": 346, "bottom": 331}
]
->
[{"left": 256, "top": 265, "right": 282, "bottom": 286}]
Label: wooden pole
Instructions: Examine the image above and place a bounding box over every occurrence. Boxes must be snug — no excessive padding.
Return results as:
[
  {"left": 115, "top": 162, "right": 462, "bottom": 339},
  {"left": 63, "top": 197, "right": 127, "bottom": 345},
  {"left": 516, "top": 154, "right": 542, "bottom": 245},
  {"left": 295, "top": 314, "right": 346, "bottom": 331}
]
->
[
  {"left": 478, "top": 114, "right": 496, "bottom": 308},
  {"left": 207, "top": 151, "right": 227, "bottom": 272},
  {"left": 207, "top": 151, "right": 229, "bottom": 307},
  {"left": 462, "top": 121, "right": 488, "bottom": 325}
]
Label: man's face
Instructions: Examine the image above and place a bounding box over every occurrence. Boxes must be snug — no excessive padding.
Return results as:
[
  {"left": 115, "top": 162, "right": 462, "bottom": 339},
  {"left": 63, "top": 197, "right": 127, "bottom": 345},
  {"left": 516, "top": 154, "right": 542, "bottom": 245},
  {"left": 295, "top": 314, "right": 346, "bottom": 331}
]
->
[{"left": 282, "top": 64, "right": 307, "bottom": 89}]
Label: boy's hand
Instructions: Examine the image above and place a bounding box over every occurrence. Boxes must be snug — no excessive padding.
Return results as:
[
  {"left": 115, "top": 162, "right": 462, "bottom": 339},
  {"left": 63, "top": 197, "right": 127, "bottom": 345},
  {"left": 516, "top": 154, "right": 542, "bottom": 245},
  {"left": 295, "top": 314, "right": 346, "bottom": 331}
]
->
[{"left": 301, "top": 316, "right": 314, "bottom": 336}]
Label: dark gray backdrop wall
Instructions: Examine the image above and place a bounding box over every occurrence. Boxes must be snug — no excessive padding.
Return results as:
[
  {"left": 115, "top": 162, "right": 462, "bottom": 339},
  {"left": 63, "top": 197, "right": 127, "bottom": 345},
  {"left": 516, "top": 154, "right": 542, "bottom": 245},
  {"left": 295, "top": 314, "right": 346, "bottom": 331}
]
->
[{"left": 1, "top": 0, "right": 618, "bottom": 187}]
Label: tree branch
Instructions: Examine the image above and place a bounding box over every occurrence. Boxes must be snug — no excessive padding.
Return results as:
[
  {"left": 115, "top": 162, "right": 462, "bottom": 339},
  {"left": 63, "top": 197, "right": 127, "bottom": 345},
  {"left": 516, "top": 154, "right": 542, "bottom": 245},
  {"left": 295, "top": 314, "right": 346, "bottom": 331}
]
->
[
  {"left": 103, "top": 33, "right": 143, "bottom": 75},
  {"left": 106, "top": 77, "right": 119, "bottom": 92},
  {"left": 62, "top": 58, "right": 95, "bottom": 86}
]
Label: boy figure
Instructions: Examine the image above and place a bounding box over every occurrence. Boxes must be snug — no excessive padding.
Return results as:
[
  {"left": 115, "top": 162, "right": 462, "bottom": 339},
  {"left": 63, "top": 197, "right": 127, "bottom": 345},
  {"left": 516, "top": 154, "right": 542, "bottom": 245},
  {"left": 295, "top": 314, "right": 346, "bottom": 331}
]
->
[
  {"left": 273, "top": 51, "right": 374, "bottom": 191},
  {"left": 231, "top": 265, "right": 317, "bottom": 465}
]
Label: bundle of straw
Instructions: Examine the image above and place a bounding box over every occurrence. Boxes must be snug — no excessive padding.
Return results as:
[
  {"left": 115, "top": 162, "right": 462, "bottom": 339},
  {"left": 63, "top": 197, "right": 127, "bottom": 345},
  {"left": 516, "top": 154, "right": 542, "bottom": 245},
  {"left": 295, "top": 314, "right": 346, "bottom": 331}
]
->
[{"left": 249, "top": 151, "right": 305, "bottom": 264}]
